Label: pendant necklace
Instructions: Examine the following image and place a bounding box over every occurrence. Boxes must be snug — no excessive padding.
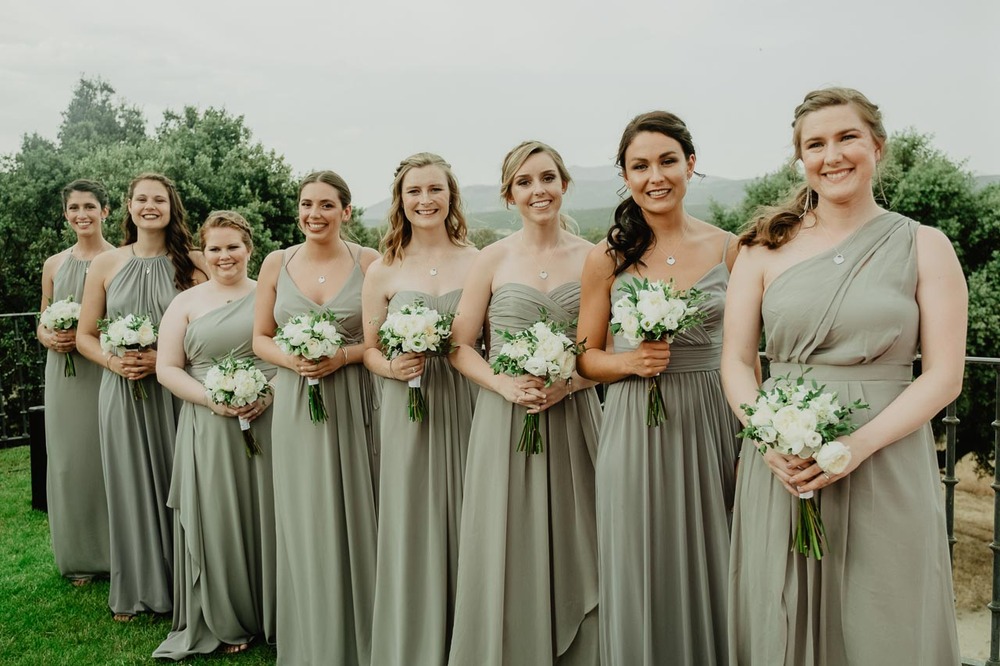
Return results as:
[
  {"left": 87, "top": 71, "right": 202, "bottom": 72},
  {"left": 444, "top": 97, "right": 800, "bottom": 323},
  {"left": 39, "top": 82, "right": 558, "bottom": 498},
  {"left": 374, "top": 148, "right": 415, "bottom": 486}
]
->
[
  {"left": 811, "top": 215, "right": 857, "bottom": 265},
  {"left": 528, "top": 241, "right": 559, "bottom": 280},
  {"left": 654, "top": 223, "right": 687, "bottom": 266}
]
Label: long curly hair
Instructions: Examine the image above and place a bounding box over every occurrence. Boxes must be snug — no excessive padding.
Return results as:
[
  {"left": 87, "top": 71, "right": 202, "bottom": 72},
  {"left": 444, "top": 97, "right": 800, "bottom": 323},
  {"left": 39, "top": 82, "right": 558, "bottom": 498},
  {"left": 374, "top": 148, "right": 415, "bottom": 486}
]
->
[
  {"left": 605, "top": 111, "right": 697, "bottom": 277},
  {"left": 122, "top": 172, "right": 198, "bottom": 291},
  {"left": 381, "top": 153, "right": 469, "bottom": 264},
  {"left": 739, "top": 87, "right": 887, "bottom": 249}
]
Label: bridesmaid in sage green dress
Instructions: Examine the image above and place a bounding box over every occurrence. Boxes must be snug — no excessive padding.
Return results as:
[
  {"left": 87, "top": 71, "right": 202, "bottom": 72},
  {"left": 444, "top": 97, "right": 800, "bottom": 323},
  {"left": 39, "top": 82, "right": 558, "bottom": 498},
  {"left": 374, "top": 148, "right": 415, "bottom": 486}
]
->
[
  {"left": 37, "top": 179, "right": 115, "bottom": 584},
  {"left": 722, "top": 87, "right": 963, "bottom": 665},
  {"left": 576, "top": 112, "right": 740, "bottom": 665},
  {"left": 449, "top": 141, "right": 600, "bottom": 665},
  {"left": 363, "top": 153, "right": 479, "bottom": 666},
  {"left": 77, "top": 173, "right": 206, "bottom": 621},
  {"left": 153, "top": 212, "right": 276, "bottom": 659},
  {"left": 253, "top": 171, "right": 381, "bottom": 665}
]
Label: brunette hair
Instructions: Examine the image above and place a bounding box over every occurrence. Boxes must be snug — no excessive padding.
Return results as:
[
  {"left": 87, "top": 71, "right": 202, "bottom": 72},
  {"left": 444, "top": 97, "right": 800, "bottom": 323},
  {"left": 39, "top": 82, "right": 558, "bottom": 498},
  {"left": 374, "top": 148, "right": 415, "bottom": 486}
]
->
[
  {"left": 381, "top": 153, "right": 469, "bottom": 264},
  {"left": 122, "top": 173, "right": 198, "bottom": 291},
  {"left": 62, "top": 179, "right": 110, "bottom": 210},
  {"left": 739, "top": 87, "right": 887, "bottom": 249},
  {"left": 199, "top": 210, "right": 254, "bottom": 254},
  {"left": 499, "top": 140, "right": 575, "bottom": 230},
  {"left": 606, "top": 111, "right": 697, "bottom": 277},
  {"left": 298, "top": 170, "right": 352, "bottom": 207}
]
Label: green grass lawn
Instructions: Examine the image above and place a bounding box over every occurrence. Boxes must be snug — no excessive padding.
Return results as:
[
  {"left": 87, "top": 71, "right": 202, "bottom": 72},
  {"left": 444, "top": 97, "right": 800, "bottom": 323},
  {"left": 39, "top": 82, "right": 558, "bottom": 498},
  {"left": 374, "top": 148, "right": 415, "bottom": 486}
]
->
[{"left": 0, "top": 446, "right": 276, "bottom": 664}]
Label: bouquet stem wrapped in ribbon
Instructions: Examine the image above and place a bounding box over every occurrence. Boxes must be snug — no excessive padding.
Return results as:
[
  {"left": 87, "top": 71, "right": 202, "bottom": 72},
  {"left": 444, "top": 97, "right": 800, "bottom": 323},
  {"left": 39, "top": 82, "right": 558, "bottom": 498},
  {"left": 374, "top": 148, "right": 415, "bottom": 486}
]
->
[
  {"left": 739, "top": 372, "right": 869, "bottom": 559},
  {"left": 40, "top": 296, "right": 81, "bottom": 377},
  {"left": 98, "top": 313, "right": 158, "bottom": 399},
  {"left": 610, "top": 277, "right": 707, "bottom": 426},
  {"left": 274, "top": 310, "right": 343, "bottom": 424},
  {"left": 490, "top": 311, "right": 584, "bottom": 455},
  {"left": 378, "top": 301, "right": 455, "bottom": 422},
  {"left": 204, "top": 352, "right": 271, "bottom": 457}
]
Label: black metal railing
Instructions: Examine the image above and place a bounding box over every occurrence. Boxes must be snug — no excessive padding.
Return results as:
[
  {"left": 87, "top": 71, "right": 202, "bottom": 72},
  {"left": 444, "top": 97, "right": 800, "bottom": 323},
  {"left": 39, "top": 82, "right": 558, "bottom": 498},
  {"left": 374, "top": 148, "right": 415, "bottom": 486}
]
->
[{"left": 0, "top": 312, "right": 43, "bottom": 448}]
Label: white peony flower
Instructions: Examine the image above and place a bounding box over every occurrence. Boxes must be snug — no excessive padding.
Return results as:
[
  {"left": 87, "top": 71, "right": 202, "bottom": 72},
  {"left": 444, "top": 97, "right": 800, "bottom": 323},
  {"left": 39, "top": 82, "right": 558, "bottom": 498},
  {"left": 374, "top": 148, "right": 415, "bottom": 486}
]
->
[
  {"left": 814, "top": 440, "right": 852, "bottom": 474},
  {"left": 522, "top": 355, "right": 549, "bottom": 377}
]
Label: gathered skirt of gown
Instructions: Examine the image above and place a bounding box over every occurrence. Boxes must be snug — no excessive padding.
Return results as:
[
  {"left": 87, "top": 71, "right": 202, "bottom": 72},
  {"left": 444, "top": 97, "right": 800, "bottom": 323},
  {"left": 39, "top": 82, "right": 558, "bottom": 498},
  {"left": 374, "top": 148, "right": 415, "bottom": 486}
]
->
[
  {"left": 448, "top": 282, "right": 600, "bottom": 666},
  {"left": 271, "top": 246, "right": 380, "bottom": 665},
  {"left": 728, "top": 213, "right": 960, "bottom": 665},
  {"left": 153, "top": 293, "right": 277, "bottom": 660},
  {"left": 371, "top": 290, "right": 477, "bottom": 666},
  {"left": 99, "top": 254, "right": 179, "bottom": 615},
  {"left": 597, "top": 261, "right": 740, "bottom": 666},
  {"left": 44, "top": 254, "right": 111, "bottom": 579}
]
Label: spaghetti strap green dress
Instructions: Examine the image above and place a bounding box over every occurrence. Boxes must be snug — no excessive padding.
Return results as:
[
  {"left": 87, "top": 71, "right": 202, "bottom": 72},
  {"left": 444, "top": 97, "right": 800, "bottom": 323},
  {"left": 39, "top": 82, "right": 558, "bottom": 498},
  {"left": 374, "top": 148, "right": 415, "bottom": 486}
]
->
[
  {"left": 44, "top": 253, "right": 110, "bottom": 580},
  {"left": 728, "top": 213, "right": 960, "bottom": 665},
  {"left": 153, "top": 293, "right": 277, "bottom": 659},
  {"left": 271, "top": 245, "right": 380, "bottom": 665},
  {"left": 448, "top": 282, "right": 600, "bottom": 666},
  {"left": 597, "top": 246, "right": 740, "bottom": 665},
  {"left": 371, "top": 289, "right": 477, "bottom": 666},
  {"left": 99, "top": 253, "right": 180, "bottom": 615}
]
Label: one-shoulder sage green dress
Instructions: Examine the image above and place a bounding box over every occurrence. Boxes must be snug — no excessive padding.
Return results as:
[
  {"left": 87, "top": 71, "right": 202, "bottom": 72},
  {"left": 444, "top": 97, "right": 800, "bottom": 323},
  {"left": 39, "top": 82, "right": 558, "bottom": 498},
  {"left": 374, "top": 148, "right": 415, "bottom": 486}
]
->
[
  {"left": 153, "top": 293, "right": 277, "bottom": 660},
  {"left": 448, "top": 282, "right": 601, "bottom": 666},
  {"left": 597, "top": 249, "right": 740, "bottom": 665},
  {"left": 44, "top": 253, "right": 111, "bottom": 580},
  {"left": 728, "top": 213, "right": 960, "bottom": 665},
  {"left": 100, "top": 253, "right": 180, "bottom": 615},
  {"left": 271, "top": 246, "right": 380, "bottom": 666},
  {"left": 371, "top": 289, "right": 477, "bottom": 666}
]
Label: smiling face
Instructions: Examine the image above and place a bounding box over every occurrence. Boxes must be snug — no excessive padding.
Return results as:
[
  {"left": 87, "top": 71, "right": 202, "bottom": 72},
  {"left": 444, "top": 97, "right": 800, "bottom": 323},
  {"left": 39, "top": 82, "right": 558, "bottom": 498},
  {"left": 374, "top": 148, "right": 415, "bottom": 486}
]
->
[
  {"left": 298, "top": 182, "right": 351, "bottom": 240},
  {"left": 202, "top": 226, "right": 250, "bottom": 283},
  {"left": 127, "top": 179, "right": 171, "bottom": 232},
  {"left": 622, "top": 131, "right": 695, "bottom": 217},
  {"left": 507, "top": 152, "right": 567, "bottom": 225},
  {"left": 798, "top": 103, "right": 882, "bottom": 207},
  {"left": 64, "top": 190, "right": 108, "bottom": 239},
  {"left": 402, "top": 165, "right": 450, "bottom": 231}
]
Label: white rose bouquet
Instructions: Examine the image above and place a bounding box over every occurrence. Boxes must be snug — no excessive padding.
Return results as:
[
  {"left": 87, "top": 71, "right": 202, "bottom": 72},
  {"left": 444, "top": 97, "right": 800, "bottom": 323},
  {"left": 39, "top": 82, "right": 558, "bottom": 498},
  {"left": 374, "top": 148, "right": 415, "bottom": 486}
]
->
[
  {"left": 204, "top": 352, "right": 272, "bottom": 457},
  {"left": 739, "top": 372, "right": 869, "bottom": 559},
  {"left": 610, "top": 277, "right": 707, "bottom": 426},
  {"left": 378, "top": 301, "right": 455, "bottom": 422},
  {"left": 490, "top": 312, "right": 584, "bottom": 455},
  {"left": 274, "top": 310, "right": 343, "bottom": 424},
  {"left": 98, "top": 313, "right": 158, "bottom": 399},
  {"left": 40, "top": 296, "right": 82, "bottom": 377}
]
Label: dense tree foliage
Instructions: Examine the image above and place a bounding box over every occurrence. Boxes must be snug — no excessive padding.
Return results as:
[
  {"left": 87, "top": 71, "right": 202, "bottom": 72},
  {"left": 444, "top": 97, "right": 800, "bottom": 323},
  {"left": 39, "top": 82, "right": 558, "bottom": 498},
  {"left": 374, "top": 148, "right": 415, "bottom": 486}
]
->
[{"left": 709, "top": 131, "right": 1000, "bottom": 469}]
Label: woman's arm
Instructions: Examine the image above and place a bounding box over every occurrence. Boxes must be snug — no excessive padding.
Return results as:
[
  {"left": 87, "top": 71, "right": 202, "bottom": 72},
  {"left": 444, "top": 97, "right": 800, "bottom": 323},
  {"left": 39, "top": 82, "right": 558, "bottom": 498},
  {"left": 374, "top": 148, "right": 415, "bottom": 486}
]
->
[
  {"left": 360, "top": 261, "right": 424, "bottom": 381},
  {"left": 253, "top": 250, "right": 297, "bottom": 371},
  {"left": 76, "top": 252, "right": 115, "bottom": 370},
  {"left": 793, "top": 225, "right": 968, "bottom": 492},
  {"left": 576, "top": 243, "right": 670, "bottom": 383},
  {"left": 449, "top": 248, "right": 544, "bottom": 404},
  {"left": 155, "top": 293, "right": 205, "bottom": 404},
  {"left": 37, "top": 253, "right": 76, "bottom": 352}
]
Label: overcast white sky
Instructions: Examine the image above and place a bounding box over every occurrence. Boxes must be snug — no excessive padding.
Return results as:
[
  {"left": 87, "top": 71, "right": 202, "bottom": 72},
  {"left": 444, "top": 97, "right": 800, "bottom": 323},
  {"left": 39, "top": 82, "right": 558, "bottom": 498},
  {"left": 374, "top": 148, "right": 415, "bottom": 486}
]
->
[{"left": 1, "top": 0, "right": 997, "bottom": 207}]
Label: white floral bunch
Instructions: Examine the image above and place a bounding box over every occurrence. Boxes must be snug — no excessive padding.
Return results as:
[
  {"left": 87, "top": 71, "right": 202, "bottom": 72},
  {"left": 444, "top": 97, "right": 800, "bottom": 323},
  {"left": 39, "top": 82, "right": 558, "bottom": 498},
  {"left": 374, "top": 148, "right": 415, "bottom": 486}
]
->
[
  {"left": 610, "top": 277, "right": 707, "bottom": 425},
  {"left": 274, "top": 310, "right": 343, "bottom": 424},
  {"left": 491, "top": 313, "right": 583, "bottom": 455},
  {"left": 40, "top": 296, "right": 82, "bottom": 376},
  {"left": 98, "top": 313, "right": 158, "bottom": 399},
  {"left": 204, "top": 352, "right": 271, "bottom": 457},
  {"left": 378, "top": 301, "right": 455, "bottom": 422},
  {"left": 739, "top": 372, "right": 869, "bottom": 559}
]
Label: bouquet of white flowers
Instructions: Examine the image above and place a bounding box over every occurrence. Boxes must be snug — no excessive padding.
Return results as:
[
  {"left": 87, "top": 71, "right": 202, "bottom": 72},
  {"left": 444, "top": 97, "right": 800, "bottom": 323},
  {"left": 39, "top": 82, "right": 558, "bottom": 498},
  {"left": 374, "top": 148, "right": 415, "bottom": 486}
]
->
[
  {"left": 739, "top": 372, "right": 869, "bottom": 559},
  {"left": 274, "top": 310, "right": 343, "bottom": 424},
  {"left": 204, "top": 352, "right": 271, "bottom": 457},
  {"left": 610, "top": 277, "right": 707, "bottom": 426},
  {"left": 98, "top": 313, "right": 158, "bottom": 399},
  {"left": 378, "top": 301, "right": 455, "bottom": 422},
  {"left": 40, "top": 296, "right": 82, "bottom": 377},
  {"left": 490, "top": 313, "right": 583, "bottom": 455}
]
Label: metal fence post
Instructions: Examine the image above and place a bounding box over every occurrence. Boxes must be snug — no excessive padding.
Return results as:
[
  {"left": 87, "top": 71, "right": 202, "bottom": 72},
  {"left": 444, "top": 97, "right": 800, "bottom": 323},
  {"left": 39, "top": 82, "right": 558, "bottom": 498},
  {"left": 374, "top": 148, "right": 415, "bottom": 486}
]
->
[{"left": 28, "top": 405, "right": 46, "bottom": 512}]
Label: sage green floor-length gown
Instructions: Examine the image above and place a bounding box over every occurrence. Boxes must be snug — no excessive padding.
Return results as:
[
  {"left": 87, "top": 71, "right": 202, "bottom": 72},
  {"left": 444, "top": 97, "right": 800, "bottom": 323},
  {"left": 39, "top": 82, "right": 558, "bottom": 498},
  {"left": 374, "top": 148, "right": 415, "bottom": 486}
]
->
[
  {"left": 271, "top": 245, "right": 380, "bottom": 666},
  {"left": 99, "top": 253, "right": 179, "bottom": 615},
  {"left": 153, "top": 293, "right": 277, "bottom": 659},
  {"left": 597, "top": 250, "right": 740, "bottom": 666},
  {"left": 728, "top": 213, "right": 961, "bottom": 665},
  {"left": 448, "top": 282, "right": 601, "bottom": 666},
  {"left": 44, "top": 253, "right": 111, "bottom": 580},
  {"left": 371, "top": 289, "right": 477, "bottom": 666}
]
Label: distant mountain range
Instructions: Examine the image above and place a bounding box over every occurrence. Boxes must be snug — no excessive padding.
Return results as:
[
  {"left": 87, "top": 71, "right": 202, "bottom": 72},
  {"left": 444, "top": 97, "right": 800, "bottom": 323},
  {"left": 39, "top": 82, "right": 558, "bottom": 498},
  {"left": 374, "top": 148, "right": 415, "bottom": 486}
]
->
[
  {"left": 362, "top": 165, "right": 752, "bottom": 231},
  {"left": 362, "top": 167, "right": 1000, "bottom": 233}
]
